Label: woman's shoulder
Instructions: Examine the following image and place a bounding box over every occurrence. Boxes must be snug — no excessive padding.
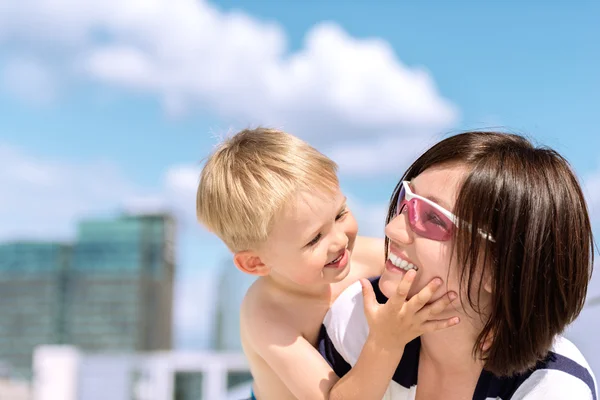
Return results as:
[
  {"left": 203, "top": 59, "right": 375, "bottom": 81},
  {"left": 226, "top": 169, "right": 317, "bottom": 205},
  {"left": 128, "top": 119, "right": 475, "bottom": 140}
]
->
[
  {"left": 509, "top": 336, "right": 597, "bottom": 400},
  {"left": 550, "top": 336, "right": 592, "bottom": 370}
]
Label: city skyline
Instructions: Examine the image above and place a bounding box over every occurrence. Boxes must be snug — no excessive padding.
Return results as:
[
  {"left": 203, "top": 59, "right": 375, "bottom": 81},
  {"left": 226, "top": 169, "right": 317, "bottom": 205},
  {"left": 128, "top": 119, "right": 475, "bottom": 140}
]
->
[
  {"left": 1, "top": 0, "right": 598, "bottom": 377},
  {"left": 0, "top": 213, "right": 175, "bottom": 379}
]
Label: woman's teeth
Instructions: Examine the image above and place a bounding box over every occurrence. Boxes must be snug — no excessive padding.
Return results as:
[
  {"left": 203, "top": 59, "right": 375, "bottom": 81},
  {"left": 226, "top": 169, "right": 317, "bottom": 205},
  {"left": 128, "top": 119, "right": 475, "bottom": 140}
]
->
[{"left": 388, "top": 253, "right": 418, "bottom": 271}]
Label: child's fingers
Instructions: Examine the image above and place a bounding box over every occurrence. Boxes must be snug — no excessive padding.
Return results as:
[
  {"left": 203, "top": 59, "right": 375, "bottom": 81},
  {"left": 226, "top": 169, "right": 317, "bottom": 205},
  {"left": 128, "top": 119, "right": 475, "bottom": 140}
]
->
[
  {"left": 417, "top": 291, "right": 458, "bottom": 320},
  {"left": 404, "top": 277, "right": 443, "bottom": 313},
  {"left": 360, "top": 279, "right": 378, "bottom": 313},
  {"left": 388, "top": 269, "right": 417, "bottom": 309},
  {"left": 422, "top": 316, "right": 460, "bottom": 333}
]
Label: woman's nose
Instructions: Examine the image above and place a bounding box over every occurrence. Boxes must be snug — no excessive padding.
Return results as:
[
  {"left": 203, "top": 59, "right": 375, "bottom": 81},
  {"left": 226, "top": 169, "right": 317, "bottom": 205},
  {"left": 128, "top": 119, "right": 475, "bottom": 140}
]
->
[{"left": 385, "top": 211, "right": 414, "bottom": 245}]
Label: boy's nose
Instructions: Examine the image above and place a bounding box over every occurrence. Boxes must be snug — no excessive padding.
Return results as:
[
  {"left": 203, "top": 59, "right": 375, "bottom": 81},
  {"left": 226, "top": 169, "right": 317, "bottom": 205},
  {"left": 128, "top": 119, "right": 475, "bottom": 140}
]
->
[{"left": 331, "top": 227, "right": 349, "bottom": 251}]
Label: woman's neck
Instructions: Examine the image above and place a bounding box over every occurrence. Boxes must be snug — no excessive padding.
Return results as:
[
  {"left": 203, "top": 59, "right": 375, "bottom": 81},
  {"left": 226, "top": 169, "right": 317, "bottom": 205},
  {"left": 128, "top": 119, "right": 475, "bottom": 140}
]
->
[
  {"left": 419, "top": 315, "right": 486, "bottom": 377},
  {"left": 415, "top": 319, "right": 487, "bottom": 400}
]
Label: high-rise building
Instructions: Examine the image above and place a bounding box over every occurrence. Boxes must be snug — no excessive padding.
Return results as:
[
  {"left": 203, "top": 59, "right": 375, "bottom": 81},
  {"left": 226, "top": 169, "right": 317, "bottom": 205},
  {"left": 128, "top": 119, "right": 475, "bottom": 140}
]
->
[
  {"left": 65, "top": 214, "right": 176, "bottom": 352},
  {"left": 0, "top": 213, "right": 176, "bottom": 379},
  {"left": 0, "top": 242, "right": 70, "bottom": 379}
]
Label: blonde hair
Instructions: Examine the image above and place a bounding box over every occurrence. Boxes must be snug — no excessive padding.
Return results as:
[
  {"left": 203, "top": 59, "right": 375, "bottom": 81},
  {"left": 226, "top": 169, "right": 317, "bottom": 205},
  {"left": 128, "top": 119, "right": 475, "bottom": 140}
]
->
[{"left": 197, "top": 128, "right": 339, "bottom": 252}]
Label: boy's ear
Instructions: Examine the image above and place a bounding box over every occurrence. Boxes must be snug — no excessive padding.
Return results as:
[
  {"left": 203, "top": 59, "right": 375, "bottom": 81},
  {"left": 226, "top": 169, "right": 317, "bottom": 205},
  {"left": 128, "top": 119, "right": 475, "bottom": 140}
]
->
[{"left": 233, "top": 251, "right": 270, "bottom": 276}]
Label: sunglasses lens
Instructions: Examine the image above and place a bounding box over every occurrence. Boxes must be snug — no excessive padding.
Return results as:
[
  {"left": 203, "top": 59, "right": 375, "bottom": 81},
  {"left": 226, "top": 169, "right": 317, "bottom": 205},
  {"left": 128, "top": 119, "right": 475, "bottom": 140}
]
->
[{"left": 408, "top": 199, "right": 454, "bottom": 241}]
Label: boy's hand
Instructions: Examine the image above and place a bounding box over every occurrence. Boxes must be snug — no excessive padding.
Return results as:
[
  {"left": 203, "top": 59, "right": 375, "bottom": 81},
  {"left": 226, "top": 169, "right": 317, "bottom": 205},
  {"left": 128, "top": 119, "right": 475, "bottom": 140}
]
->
[{"left": 360, "top": 271, "right": 459, "bottom": 351}]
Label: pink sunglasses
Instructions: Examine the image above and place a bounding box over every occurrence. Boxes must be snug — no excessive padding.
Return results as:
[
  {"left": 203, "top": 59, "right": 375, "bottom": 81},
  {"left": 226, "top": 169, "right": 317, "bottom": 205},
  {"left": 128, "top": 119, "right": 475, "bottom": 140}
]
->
[{"left": 396, "top": 181, "right": 494, "bottom": 242}]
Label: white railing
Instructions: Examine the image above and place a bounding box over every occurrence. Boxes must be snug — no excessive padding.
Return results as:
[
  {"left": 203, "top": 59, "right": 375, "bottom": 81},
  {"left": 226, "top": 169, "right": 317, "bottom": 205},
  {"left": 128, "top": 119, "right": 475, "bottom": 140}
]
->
[{"left": 33, "top": 346, "right": 252, "bottom": 400}]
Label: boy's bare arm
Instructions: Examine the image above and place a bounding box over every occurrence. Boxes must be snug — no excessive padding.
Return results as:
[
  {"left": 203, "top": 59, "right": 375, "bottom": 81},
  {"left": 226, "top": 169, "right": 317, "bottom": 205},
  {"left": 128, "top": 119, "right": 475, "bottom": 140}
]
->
[
  {"left": 246, "top": 310, "right": 340, "bottom": 399},
  {"left": 351, "top": 236, "right": 386, "bottom": 277},
  {"left": 245, "top": 274, "right": 459, "bottom": 400},
  {"left": 247, "top": 311, "right": 404, "bottom": 400}
]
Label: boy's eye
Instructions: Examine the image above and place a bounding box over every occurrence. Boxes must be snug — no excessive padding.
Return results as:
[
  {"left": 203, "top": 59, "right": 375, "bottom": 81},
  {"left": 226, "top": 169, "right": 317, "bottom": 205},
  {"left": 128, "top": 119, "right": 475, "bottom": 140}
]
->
[
  {"left": 305, "top": 208, "right": 347, "bottom": 248},
  {"left": 306, "top": 233, "right": 322, "bottom": 247},
  {"left": 335, "top": 209, "right": 348, "bottom": 221}
]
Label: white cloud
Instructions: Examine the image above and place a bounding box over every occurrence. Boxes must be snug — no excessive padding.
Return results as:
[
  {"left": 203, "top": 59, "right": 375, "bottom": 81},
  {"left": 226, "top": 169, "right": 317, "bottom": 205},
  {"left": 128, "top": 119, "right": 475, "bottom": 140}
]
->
[
  {"left": 82, "top": 17, "right": 457, "bottom": 144},
  {"left": 0, "top": 0, "right": 458, "bottom": 160},
  {"left": 0, "top": 142, "right": 211, "bottom": 241},
  {"left": 328, "top": 132, "right": 440, "bottom": 177},
  {"left": 0, "top": 0, "right": 114, "bottom": 47},
  {"left": 0, "top": 143, "right": 138, "bottom": 240},
  {"left": 124, "top": 165, "right": 200, "bottom": 225}
]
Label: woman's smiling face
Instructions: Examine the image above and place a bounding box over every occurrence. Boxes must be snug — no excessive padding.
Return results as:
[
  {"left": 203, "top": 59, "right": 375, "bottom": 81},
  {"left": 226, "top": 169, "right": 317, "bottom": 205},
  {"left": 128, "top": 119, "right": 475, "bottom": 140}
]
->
[{"left": 379, "top": 163, "right": 476, "bottom": 313}]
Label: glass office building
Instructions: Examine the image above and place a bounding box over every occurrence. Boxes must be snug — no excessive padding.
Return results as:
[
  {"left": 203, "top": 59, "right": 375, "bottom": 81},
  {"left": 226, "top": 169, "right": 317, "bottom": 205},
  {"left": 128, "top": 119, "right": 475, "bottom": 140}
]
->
[
  {"left": 0, "top": 242, "right": 70, "bottom": 378},
  {"left": 0, "top": 213, "right": 176, "bottom": 379},
  {"left": 66, "top": 214, "right": 175, "bottom": 352}
]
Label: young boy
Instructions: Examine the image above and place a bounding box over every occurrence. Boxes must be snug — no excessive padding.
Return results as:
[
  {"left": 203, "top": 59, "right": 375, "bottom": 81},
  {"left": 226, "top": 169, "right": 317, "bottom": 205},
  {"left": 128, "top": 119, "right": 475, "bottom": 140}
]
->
[{"left": 196, "top": 128, "right": 459, "bottom": 400}]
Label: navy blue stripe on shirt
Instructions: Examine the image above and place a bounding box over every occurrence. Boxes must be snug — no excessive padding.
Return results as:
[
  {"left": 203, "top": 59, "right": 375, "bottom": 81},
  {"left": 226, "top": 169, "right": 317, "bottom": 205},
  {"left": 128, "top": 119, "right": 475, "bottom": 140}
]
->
[
  {"left": 475, "top": 351, "right": 597, "bottom": 400},
  {"left": 542, "top": 352, "right": 597, "bottom": 400},
  {"left": 318, "top": 324, "right": 351, "bottom": 378}
]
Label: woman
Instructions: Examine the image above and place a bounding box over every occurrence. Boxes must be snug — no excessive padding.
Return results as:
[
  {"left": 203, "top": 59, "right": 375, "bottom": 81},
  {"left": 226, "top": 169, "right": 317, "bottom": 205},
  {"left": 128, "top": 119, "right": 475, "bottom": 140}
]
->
[{"left": 319, "top": 131, "right": 597, "bottom": 399}]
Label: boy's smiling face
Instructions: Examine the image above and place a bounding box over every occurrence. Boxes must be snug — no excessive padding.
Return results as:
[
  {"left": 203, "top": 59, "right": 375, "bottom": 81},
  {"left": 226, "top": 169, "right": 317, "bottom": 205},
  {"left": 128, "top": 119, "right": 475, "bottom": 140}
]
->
[{"left": 257, "top": 187, "right": 358, "bottom": 288}]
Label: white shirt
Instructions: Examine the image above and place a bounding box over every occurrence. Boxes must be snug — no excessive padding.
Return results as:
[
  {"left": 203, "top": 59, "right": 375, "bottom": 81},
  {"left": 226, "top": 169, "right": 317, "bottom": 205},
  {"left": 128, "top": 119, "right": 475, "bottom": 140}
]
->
[{"left": 318, "top": 278, "right": 597, "bottom": 400}]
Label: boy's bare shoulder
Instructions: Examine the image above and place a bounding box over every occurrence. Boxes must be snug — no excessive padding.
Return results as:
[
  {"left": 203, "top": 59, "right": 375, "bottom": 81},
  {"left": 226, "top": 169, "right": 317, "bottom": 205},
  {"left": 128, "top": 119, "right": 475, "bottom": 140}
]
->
[
  {"left": 240, "top": 279, "right": 301, "bottom": 345},
  {"left": 241, "top": 279, "right": 278, "bottom": 316}
]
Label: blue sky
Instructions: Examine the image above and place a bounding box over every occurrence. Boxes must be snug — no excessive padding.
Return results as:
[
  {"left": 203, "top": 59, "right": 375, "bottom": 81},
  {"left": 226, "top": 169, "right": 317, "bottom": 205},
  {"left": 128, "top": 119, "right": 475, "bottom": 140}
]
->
[{"left": 1, "top": 0, "right": 599, "bottom": 367}]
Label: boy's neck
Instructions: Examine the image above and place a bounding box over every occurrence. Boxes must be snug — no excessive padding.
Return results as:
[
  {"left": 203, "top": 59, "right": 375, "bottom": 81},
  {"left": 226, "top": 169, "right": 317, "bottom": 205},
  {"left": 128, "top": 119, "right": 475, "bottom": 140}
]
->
[{"left": 262, "top": 275, "right": 335, "bottom": 303}]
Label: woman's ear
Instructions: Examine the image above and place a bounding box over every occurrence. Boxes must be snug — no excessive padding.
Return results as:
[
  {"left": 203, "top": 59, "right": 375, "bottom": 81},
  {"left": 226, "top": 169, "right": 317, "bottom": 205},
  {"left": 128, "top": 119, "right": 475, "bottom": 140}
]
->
[
  {"left": 480, "top": 330, "right": 494, "bottom": 351},
  {"left": 482, "top": 266, "right": 493, "bottom": 294},
  {"left": 233, "top": 251, "right": 270, "bottom": 276},
  {"left": 483, "top": 277, "right": 493, "bottom": 294}
]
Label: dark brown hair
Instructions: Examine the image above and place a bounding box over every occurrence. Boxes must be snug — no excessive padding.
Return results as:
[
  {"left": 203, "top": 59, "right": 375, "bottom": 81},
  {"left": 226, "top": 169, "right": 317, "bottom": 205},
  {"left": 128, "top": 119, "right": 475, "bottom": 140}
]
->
[{"left": 385, "top": 131, "right": 594, "bottom": 376}]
